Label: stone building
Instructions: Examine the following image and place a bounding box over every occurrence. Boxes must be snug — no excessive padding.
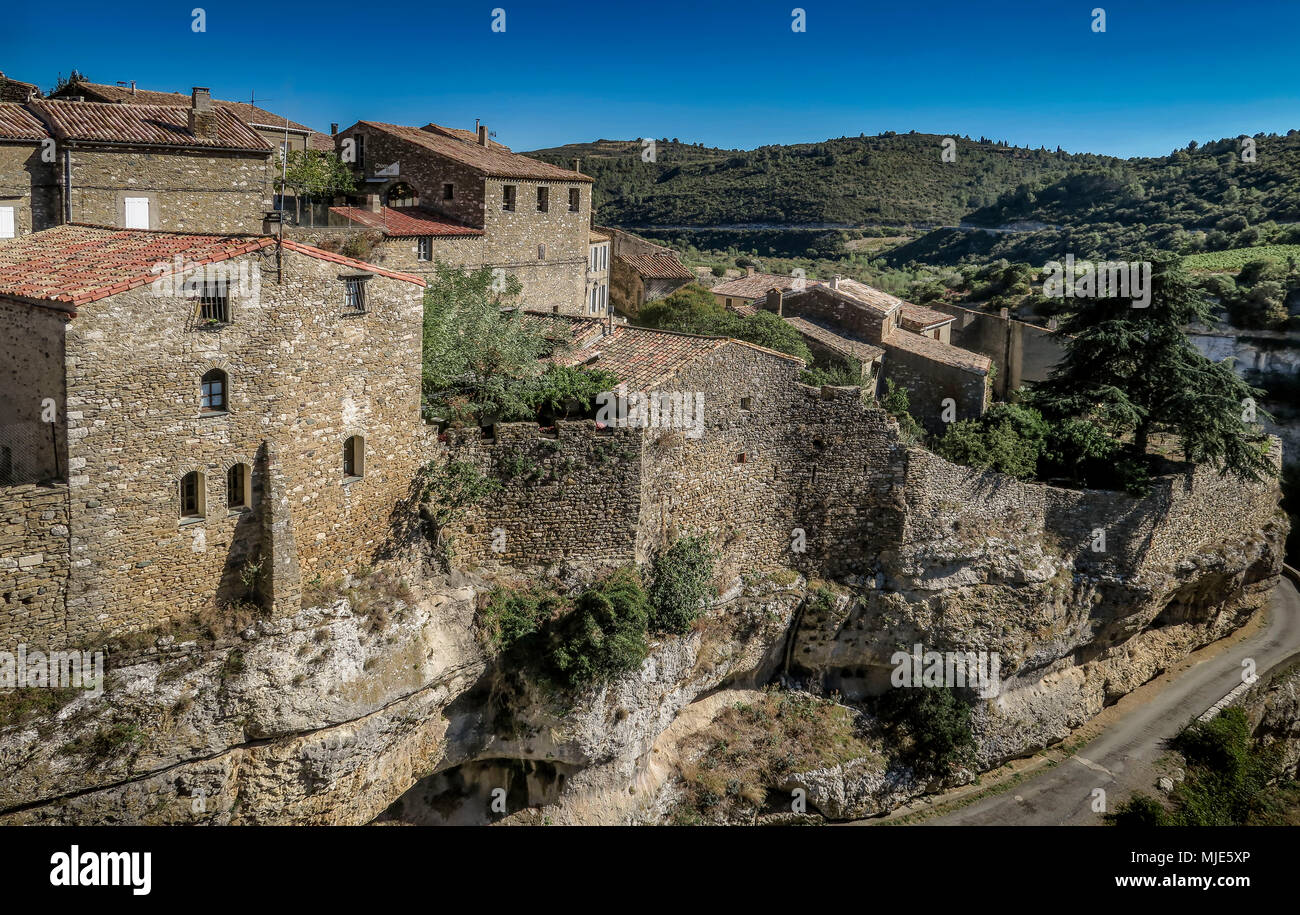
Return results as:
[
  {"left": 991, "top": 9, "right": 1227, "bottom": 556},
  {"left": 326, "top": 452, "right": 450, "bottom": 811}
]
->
[
  {"left": 710, "top": 267, "right": 820, "bottom": 311},
  {"left": 0, "top": 71, "right": 40, "bottom": 103},
  {"left": 327, "top": 120, "right": 592, "bottom": 310},
  {"left": 599, "top": 225, "right": 693, "bottom": 315},
  {"left": 0, "top": 224, "right": 426, "bottom": 648},
  {"left": 586, "top": 229, "right": 611, "bottom": 317},
  {"left": 48, "top": 79, "right": 334, "bottom": 158},
  {"left": 753, "top": 276, "right": 988, "bottom": 431},
  {"left": 0, "top": 89, "right": 277, "bottom": 236}
]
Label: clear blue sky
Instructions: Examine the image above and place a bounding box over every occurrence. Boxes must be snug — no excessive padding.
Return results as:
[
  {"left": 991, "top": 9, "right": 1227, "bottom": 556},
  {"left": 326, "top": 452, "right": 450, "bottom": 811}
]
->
[{"left": 8, "top": 0, "right": 1298, "bottom": 158}]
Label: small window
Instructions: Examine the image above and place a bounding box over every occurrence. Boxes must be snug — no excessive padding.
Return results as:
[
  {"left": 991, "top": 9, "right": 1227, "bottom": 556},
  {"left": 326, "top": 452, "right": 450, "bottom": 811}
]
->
[
  {"left": 200, "top": 369, "right": 227, "bottom": 412},
  {"left": 227, "top": 463, "right": 250, "bottom": 510},
  {"left": 735, "top": 452, "right": 748, "bottom": 464},
  {"left": 179, "top": 471, "right": 205, "bottom": 520},
  {"left": 600, "top": 285, "right": 606, "bottom": 310},
  {"left": 538, "top": 243, "right": 546, "bottom": 260},
  {"left": 198, "top": 277, "right": 229, "bottom": 323},
  {"left": 442, "top": 183, "right": 454, "bottom": 201},
  {"left": 740, "top": 397, "right": 753, "bottom": 411},
  {"left": 568, "top": 187, "right": 580, "bottom": 212},
  {"left": 537, "top": 187, "right": 549, "bottom": 212},
  {"left": 343, "top": 435, "right": 364, "bottom": 481},
  {"left": 726, "top": 298, "right": 733, "bottom": 307},
  {"left": 417, "top": 237, "right": 432, "bottom": 261},
  {"left": 502, "top": 185, "right": 516, "bottom": 211},
  {"left": 344, "top": 277, "right": 367, "bottom": 314}
]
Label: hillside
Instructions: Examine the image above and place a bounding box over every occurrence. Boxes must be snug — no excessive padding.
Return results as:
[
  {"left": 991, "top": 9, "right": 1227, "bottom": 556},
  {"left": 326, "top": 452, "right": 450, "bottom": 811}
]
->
[
  {"left": 526, "top": 133, "right": 1099, "bottom": 228},
  {"left": 884, "top": 132, "right": 1300, "bottom": 267}
]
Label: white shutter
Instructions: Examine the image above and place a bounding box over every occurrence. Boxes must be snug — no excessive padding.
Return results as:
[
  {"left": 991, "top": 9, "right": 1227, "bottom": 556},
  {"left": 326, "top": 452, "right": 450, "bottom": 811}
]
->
[
  {"left": 0, "top": 207, "right": 14, "bottom": 238},
  {"left": 124, "top": 197, "right": 150, "bottom": 229}
]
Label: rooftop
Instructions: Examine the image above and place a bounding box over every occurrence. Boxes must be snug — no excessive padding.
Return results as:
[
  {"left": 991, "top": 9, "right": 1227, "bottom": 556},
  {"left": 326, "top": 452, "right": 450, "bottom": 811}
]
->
[
  {"left": 618, "top": 252, "right": 694, "bottom": 280},
  {"left": 0, "top": 224, "right": 422, "bottom": 307},
  {"left": 899, "top": 301, "right": 955, "bottom": 331},
  {"left": 52, "top": 80, "right": 320, "bottom": 134},
  {"left": 0, "top": 102, "right": 50, "bottom": 141},
  {"left": 829, "top": 278, "right": 904, "bottom": 317},
  {"left": 328, "top": 205, "right": 483, "bottom": 237},
  {"left": 518, "top": 307, "right": 608, "bottom": 349},
  {"left": 29, "top": 100, "right": 270, "bottom": 151},
  {"left": 357, "top": 121, "right": 591, "bottom": 183},
  {"left": 711, "top": 271, "right": 813, "bottom": 299},
  {"left": 886, "top": 324, "right": 991, "bottom": 374},
  {"left": 784, "top": 316, "right": 885, "bottom": 364}
]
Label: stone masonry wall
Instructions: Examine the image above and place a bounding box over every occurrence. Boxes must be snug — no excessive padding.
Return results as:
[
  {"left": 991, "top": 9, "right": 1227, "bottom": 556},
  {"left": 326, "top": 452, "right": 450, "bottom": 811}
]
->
[
  {"left": 65, "top": 145, "right": 272, "bottom": 233},
  {"left": 54, "top": 245, "right": 423, "bottom": 646},
  {"left": 0, "top": 483, "right": 70, "bottom": 649},
  {"left": 441, "top": 421, "right": 643, "bottom": 569},
  {"left": 879, "top": 336, "right": 988, "bottom": 433},
  {"left": 0, "top": 297, "right": 67, "bottom": 484},
  {"left": 0, "top": 142, "right": 60, "bottom": 235}
]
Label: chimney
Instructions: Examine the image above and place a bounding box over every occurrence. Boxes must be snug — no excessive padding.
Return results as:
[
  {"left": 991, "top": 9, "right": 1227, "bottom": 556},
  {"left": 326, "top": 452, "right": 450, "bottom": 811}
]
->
[
  {"left": 766, "top": 287, "right": 784, "bottom": 316},
  {"left": 366, "top": 193, "right": 382, "bottom": 213},
  {"left": 477, "top": 124, "right": 489, "bottom": 147},
  {"left": 130, "top": 80, "right": 136, "bottom": 95},
  {"left": 746, "top": 265, "right": 755, "bottom": 276},
  {"left": 189, "top": 87, "right": 216, "bottom": 139},
  {"left": 330, "top": 122, "right": 338, "bottom": 136},
  {"left": 831, "top": 274, "right": 841, "bottom": 290},
  {"left": 573, "top": 158, "right": 582, "bottom": 173}
]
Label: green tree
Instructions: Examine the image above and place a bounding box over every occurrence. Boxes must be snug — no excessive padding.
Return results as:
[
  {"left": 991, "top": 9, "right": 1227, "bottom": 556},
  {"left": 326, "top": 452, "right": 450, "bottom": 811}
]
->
[
  {"left": 275, "top": 150, "right": 358, "bottom": 222},
  {"left": 1029, "top": 255, "right": 1274, "bottom": 482}
]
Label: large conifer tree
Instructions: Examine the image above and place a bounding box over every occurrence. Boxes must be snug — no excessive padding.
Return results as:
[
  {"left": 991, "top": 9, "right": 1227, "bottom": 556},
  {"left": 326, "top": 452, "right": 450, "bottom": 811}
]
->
[{"left": 1029, "top": 254, "right": 1274, "bottom": 482}]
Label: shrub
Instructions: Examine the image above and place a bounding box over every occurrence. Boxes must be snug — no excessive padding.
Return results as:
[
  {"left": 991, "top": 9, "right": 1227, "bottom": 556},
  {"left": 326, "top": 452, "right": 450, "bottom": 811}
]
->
[
  {"left": 421, "top": 459, "right": 501, "bottom": 527},
  {"left": 876, "top": 685, "right": 976, "bottom": 779},
  {"left": 646, "top": 536, "right": 716, "bottom": 633},
  {"left": 932, "top": 402, "right": 1049, "bottom": 480},
  {"left": 881, "top": 379, "right": 925, "bottom": 443},
  {"left": 543, "top": 568, "right": 650, "bottom": 686}
]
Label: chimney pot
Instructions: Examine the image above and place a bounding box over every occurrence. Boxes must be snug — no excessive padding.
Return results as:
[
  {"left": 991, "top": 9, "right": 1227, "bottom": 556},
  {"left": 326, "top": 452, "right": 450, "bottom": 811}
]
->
[
  {"left": 746, "top": 265, "right": 755, "bottom": 276},
  {"left": 573, "top": 158, "right": 582, "bottom": 173},
  {"left": 130, "top": 80, "right": 136, "bottom": 95},
  {"left": 330, "top": 122, "right": 338, "bottom": 136},
  {"left": 191, "top": 87, "right": 211, "bottom": 111},
  {"left": 831, "top": 274, "right": 841, "bottom": 290},
  {"left": 477, "top": 124, "right": 489, "bottom": 146}
]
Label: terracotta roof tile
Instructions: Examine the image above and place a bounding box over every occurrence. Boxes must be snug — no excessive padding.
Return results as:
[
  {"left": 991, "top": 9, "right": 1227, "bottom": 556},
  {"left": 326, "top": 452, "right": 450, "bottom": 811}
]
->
[
  {"left": 899, "top": 302, "right": 955, "bottom": 331},
  {"left": 0, "top": 102, "right": 50, "bottom": 141},
  {"left": 328, "top": 205, "right": 483, "bottom": 237},
  {"left": 307, "top": 132, "right": 336, "bottom": 152},
  {"left": 711, "top": 271, "right": 819, "bottom": 299},
  {"left": 518, "top": 308, "right": 607, "bottom": 349},
  {"left": 830, "top": 278, "right": 904, "bottom": 317},
  {"left": 31, "top": 100, "right": 270, "bottom": 151},
  {"left": 53, "top": 81, "right": 318, "bottom": 133},
  {"left": 0, "top": 224, "right": 421, "bottom": 307},
  {"left": 618, "top": 252, "right": 693, "bottom": 280},
  {"left": 357, "top": 121, "right": 590, "bottom": 182},
  {"left": 562, "top": 325, "right": 801, "bottom": 390},
  {"left": 784, "top": 316, "right": 884, "bottom": 363},
  {"left": 887, "top": 327, "right": 991, "bottom": 373}
]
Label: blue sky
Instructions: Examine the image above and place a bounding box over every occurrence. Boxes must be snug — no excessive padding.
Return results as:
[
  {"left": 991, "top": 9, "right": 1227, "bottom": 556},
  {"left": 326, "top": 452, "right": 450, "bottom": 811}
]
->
[{"left": 8, "top": 0, "right": 1298, "bottom": 158}]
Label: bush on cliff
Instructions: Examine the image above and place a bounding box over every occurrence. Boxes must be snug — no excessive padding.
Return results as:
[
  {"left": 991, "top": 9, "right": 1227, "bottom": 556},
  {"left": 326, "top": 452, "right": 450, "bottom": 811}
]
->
[
  {"left": 646, "top": 535, "right": 717, "bottom": 634},
  {"left": 875, "top": 685, "right": 976, "bottom": 779},
  {"left": 932, "top": 402, "right": 1049, "bottom": 480}
]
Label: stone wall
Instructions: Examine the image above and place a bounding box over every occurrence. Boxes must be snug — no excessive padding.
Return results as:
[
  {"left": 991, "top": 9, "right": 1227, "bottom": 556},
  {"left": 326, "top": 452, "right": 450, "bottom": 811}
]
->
[
  {"left": 0, "top": 297, "right": 67, "bottom": 484},
  {"left": 771, "top": 285, "right": 891, "bottom": 343},
  {"left": 930, "top": 301, "right": 1065, "bottom": 398},
  {"left": 440, "top": 421, "right": 643, "bottom": 569},
  {"left": 0, "top": 483, "right": 70, "bottom": 649},
  {"left": 0, "top": 142, "right": 60, "bottom": 235},
  {"left": 46, "top": 244, "right": 424, "bottom": 646},
  {"left": 65, "top": 145, "right": 272, "bottom": 233},
  {"left": 879, "top": 335, "right": 989, "bottom": 432}
]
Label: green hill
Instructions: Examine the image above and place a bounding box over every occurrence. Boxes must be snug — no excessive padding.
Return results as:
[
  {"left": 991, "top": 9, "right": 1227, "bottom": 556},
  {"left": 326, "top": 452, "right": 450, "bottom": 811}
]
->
[{"left": 526, "top": 133, "right": 1096, "bottom": 228}]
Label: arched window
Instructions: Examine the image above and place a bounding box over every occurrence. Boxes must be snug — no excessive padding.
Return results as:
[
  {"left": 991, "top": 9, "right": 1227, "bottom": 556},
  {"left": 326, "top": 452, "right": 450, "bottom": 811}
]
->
[
  {"left": 343, "top": 435, "right": 364, "bottom": 481},
  {"left": 179, "top": 471, "right": 205, "bottom": 520},
  {"left": 227, "top": 463, "right": 251, "bottom": 510},
  {"left": 385, "top": 182, "right": 418, "bottom": 208},
  {"left": 200, "top": 369, "right": 227, "bottom": 412}
]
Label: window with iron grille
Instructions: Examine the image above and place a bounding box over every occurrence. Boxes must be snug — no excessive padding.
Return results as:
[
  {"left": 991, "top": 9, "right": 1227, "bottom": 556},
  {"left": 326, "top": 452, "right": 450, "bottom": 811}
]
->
[
  {"left": 198, "top": 278, "right": 229, "bottom": 323},
  {"left": 417, "top": 237, "right": 432, "bottom": 261},
  {"left": 502, "top": 185, "right": 516, "bottom": 211},
  {"left": 344, "top": 278, "right": 367, "bottom": 314}
]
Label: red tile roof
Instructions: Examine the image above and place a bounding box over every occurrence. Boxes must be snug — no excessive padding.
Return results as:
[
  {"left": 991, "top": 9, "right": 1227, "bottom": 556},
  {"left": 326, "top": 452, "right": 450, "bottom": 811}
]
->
[
  {"left": 0, "top": 225, "right": 421, "bottom": 307},
  {"left": 356, "top": 121, "right": 591, "bottom": 182},
  {"left": 0, "top": 102, "right": 50, "bottom": 140},
  {"left": 619, "top": 252, "right": 694, "bottom": 280},
  {"left": 784, "top": 316, "right": 885, "bottom": 363},
  {"left": 52, "top": 81, "right": 318, "bottom": 134},
  {"left": 886, "top": 326, "right": 991, "bottom": 373},
  {"left": 308, "top": 131, "right": 337, "bottom": 152},
  {"left": 518, "top": 308, "right": 607, "bottom": 349},
  {"left": 564, "top": 325, "right": 801, "bottom": 390},
  {"left": 421, "top": 123, "right": 511, "bottom": 151},
  {"left": 328, "top": 205, "right": 483, "bottom": 237},
  {"left": 711, "top": 271, "right": 812, "bottom": 299},
  {"left": 830, "top": 278, "right": 904, "bottom": 317},
  {"left": 31, "top": 100, "right": 270, "bottom": 151},
  {"left": 899, "top": 302, "right": 954, "bottom": 331}
]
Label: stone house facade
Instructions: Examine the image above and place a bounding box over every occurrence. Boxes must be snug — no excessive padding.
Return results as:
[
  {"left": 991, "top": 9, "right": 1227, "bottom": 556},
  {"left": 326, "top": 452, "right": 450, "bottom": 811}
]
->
[
  {"left": 599, "top": 226, "right": 693, "bottom": 315},
  {"left": 0, "top": 225, "right": 425, "bottom": 648},
  {"left": 329, "top": 121, "right": 592, "bottom": 311},
  {"left": 586, "top": 229, "right": 611, "bottom": 317},
  {"left": 0, "top": 103, "right": 58, "bottom": 238}
]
